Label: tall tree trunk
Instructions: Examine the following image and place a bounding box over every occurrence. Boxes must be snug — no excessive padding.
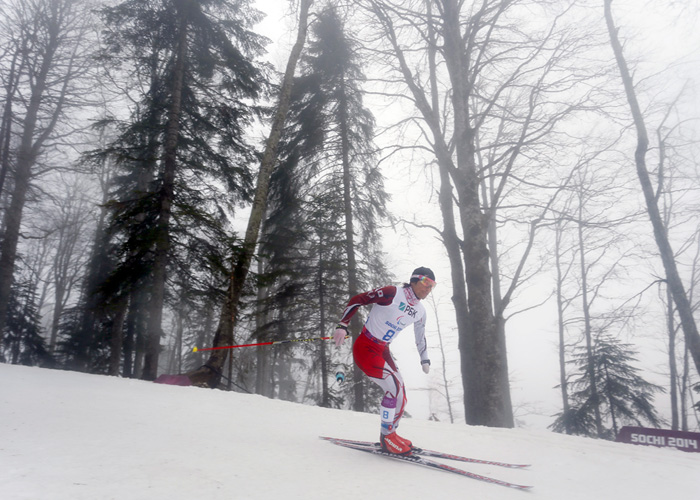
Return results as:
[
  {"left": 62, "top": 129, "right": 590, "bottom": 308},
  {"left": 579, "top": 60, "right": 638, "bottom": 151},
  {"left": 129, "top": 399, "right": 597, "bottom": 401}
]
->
[
  {"left": 577, "top": 205, "right": 605, "bottom": 437},
  {"left": 318, "top": 233, "right": 330, "bottom": 407},
  {"left": 0, "top": 147, "right": 35, "bottom": 352},
  {"left": 174, "top": 301, "right": 185, "bottom": 373},
  {"left": 337, "top": 72, "right": 364, "bottom": 411},
  {"left": 75, "top": 180, "right": 111, "bottom": 371},
  {"left": 49, "top": 276, "right": 66, "bottom": 355},
  {"left": 124, "top": 289, "right": 148, "bottom": 378},
  {"left": 254, "top": 256, "right": 272, "bottom": 396},
  {"left": 486, "top": 192, "right": 516, "bottom": 428},
  {"left": 681, "top": 343, "right": 690, "bottom": 431},
  {"left": 555, "top": 221, "right": 572, "bottom": 433},
  {"left": 437, "top": 160, "right": 473, "bottom": 420},
  {"left": 0, "top": 50, "right": 20, "bottom": 197},
  {"left": 109, "top": 296, "right": 129, "bottom": 376},
  {"left": 604, "top": 0, "right": 700, "bottom": 377},
  {"left": 425, "top": 0, "right": 473, "bottom": 424},
  {"left": 442, "top": 0, "right": 512, "bottom": 427},
  {"left": 667, "top": 286, "right": 679, "bottom": 430},
  {"left": 142, "top": 6, "right": 189, "bottom": 380},
  {"left": 188, "top": 0, "right": 314, "bottom": 388}
]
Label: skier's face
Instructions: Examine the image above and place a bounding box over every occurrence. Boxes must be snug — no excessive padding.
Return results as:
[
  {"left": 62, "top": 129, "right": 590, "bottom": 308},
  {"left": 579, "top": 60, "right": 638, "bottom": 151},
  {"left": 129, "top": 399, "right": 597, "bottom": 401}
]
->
[{"left": 411, "top": 276, "right": 436, "bottom": 300}]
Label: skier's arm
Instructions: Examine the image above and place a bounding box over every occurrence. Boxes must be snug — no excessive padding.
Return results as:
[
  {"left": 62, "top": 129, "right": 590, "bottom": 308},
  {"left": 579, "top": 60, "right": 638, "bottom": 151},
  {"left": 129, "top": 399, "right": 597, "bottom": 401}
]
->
[
  {"left": 337, "top": 286, "right": 396, "bottom": 326},
  {"left": 414, "top": 313, "right": 430, "bottom": 373}
]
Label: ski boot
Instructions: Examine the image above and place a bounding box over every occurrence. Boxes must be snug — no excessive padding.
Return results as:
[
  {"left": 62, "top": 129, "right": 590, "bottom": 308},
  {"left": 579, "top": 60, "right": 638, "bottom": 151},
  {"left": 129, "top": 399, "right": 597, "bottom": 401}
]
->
[{"left": 380, "top": 431, "right": 413, "bottom": 455}]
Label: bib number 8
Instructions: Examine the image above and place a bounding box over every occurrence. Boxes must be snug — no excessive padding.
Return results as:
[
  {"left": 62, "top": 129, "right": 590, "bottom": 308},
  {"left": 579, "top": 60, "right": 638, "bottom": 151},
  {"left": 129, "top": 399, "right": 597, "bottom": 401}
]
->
[{"left": 382, "top": 329, "right": 396, "bottom": 341}]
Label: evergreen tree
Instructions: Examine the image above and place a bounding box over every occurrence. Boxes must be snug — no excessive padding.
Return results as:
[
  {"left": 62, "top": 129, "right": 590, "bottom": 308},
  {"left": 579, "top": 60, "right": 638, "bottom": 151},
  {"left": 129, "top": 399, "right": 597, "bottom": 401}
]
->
[
  {"left": 551, "top": 333, "right": 665, "bottom": 439},
  {"left": 2, "top": 271, "right": 50, "bottom": 367},
  {"left": 255, "top": 5, "right": 389, "bottom": 410},
  {"left": 60, "top": 191, "right": 116, "bottom": 373},
  {"left": 256, "top": 170, "right": 349, "bottom": 406},
  {"left": 74, "top": 0, "right": 269, "bottom": 378}
]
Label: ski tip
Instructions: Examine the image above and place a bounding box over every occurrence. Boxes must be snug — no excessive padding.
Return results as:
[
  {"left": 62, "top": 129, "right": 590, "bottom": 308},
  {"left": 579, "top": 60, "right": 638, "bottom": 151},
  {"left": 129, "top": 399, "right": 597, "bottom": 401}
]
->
[
  {"left": 320, "top": 436, "right": 342, "bottom": 442},
  {"left": 192, "top": 347, "right": 198, "bottom": 353}
]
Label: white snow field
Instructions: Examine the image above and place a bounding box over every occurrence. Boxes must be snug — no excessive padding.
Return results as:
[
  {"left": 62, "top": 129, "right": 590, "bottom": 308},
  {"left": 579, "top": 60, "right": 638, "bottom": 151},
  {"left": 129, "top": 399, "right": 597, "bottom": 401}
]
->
[{"left": 1, "top": 363, "right": 698, "bottom": 499}]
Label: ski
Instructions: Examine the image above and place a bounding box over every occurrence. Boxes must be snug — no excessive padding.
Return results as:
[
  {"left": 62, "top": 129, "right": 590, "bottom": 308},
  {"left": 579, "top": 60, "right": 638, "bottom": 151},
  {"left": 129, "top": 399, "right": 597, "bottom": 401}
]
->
[
  {"left": 319, "top": 436, "right": 530, "bottom": 469},
  {"left": 323, "top": 438, "right": 533, "bottom": 491}
]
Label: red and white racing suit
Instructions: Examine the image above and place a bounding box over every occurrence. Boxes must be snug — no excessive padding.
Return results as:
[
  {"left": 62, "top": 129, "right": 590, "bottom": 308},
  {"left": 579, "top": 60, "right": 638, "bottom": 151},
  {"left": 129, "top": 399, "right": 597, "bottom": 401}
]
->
[{"left": 339, "top": 285, "right": 429, "bottom": 435}]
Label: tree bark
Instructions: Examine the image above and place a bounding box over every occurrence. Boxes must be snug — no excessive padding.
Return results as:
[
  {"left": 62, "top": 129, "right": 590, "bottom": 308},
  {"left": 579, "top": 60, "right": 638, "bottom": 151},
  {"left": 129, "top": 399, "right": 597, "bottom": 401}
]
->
[
  {"left": 337, "top": 71, "right": 364, "bottom": 411},
  {"left": 142, "top": 3, "right": 189, "bottom": 380},
  {"left": 441, "top": 0, "right": 512, "bottom": 427}
]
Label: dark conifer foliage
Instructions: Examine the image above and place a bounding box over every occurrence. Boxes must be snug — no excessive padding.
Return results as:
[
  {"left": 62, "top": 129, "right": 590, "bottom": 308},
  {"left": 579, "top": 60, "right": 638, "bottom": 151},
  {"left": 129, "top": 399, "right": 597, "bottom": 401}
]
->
[
  {"left": 551, "top": 333, "right": 665, "bottom": 439},
  {"left": 67, "top": 0, "right": 270, "bottom": 377},
  {"left": 2, "top": 270, "right": 49, "bottom": 366},
  {"left": 255, "top": 5, "right": 388, "bottom": 410}
]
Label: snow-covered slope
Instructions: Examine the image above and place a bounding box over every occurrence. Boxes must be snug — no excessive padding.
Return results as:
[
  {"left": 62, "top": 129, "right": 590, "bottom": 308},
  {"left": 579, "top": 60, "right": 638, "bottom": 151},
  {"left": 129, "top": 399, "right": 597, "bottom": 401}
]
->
[{"left": 1, "top": 363, "right": 698, "bottom": 499}]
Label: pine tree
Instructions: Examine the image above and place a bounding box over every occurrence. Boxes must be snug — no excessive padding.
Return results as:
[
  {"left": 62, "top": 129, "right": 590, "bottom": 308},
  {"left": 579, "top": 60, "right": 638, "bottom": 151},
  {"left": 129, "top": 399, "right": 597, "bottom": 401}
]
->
[
  {"left": 255, "top": 5, "right": 389, "bottom": 409},
  {"left": 257, "top": 170, "right": 350, "bottom": 406},
  {"left": 2, "top": 271, "right": 50, "bottom": 367},
  {"left": 75, "top": 0, "right": 268, "bottom": 378},
  {"left": 551, "top": 333, "right": 665, "bottom": 439}
]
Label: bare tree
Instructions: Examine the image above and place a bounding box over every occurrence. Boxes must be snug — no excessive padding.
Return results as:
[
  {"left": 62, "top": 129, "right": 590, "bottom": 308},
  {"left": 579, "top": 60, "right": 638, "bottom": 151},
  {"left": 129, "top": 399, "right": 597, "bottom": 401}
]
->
[
  {"left": 549, "top": 157, "right": 657, "bottom": 437},
  {"left": 553, "top": 216, "right": 578, "bottom": 433},
  {"left": 0, "top": 0, "right": 96, "bottom": 350},
  {"left": 426, "top": 294, "right": 457, "bottom": 423},
  {"left": 604, "top": 0, "right": 700, "bottom": 377},
  {"left": 40, "top": 175, "right": 96, "bottom": 354},
  {"left": 653, "top": 99, "right": 700, "bottom": 430},
  {"left": 360, "top": 0, "right": 609, "bottom": 427}
]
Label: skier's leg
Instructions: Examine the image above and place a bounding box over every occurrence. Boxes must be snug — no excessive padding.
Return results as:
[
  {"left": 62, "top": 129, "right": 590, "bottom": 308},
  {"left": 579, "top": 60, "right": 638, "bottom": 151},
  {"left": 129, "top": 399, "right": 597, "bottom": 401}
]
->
[
  {"left": 353, "top": 331, "right": 401, "bottom": 430},
  {"left": 378, "top": 371, "right": 402, "bottom": 435},
  {"left": 353, "top": 332, "right": 411, "bottom": 454},
  {"left": 382, "top": 346, "right": 407, "bottom": 433}
]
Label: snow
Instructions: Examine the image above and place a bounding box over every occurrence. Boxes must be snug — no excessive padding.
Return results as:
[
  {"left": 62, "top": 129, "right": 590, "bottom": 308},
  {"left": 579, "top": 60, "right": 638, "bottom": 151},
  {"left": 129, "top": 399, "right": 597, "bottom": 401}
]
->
[{"left": 1, "top": 363, "right": 698, "bottom": 500}]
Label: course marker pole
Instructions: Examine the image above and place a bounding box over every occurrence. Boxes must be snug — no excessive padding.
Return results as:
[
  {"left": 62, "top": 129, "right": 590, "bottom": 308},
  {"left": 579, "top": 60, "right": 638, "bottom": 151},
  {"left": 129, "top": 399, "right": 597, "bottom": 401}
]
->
[{"left": 193, "top": 335, "right": 348, "bottom": 353}]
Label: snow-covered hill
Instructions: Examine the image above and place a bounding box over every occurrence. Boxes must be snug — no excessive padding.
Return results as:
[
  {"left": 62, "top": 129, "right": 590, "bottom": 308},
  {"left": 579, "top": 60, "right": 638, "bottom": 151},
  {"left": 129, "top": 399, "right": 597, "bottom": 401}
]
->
[{"left": 1, "top": 363, "right": 698, "bottom": 499}]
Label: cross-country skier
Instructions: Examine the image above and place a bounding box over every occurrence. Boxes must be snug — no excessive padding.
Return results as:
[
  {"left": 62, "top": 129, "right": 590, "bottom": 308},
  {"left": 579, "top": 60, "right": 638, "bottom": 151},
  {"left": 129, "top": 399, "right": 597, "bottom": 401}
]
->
[{"left": 333, "top": 267, "right": 436, "bottom": 455}]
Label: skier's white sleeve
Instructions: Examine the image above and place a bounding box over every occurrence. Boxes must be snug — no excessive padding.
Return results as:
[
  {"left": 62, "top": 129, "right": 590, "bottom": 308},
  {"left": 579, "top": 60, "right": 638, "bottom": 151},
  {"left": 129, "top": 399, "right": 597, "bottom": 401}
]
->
[{"left": 414, "top": 313, "right": 429, "bottom": 363}]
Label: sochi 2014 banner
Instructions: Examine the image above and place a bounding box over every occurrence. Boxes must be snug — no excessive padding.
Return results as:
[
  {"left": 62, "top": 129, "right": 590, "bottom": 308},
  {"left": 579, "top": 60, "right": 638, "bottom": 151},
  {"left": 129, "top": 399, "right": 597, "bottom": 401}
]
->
[{"left": 616, "top": 426, "right": 700, "bottom": 453}]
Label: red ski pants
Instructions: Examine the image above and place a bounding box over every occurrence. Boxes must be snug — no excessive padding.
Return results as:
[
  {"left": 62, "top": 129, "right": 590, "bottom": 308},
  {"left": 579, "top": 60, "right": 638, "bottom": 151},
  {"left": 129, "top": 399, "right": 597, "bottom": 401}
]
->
[{"left": 353, "top": 328, "right": 406, "bottom": 428}]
